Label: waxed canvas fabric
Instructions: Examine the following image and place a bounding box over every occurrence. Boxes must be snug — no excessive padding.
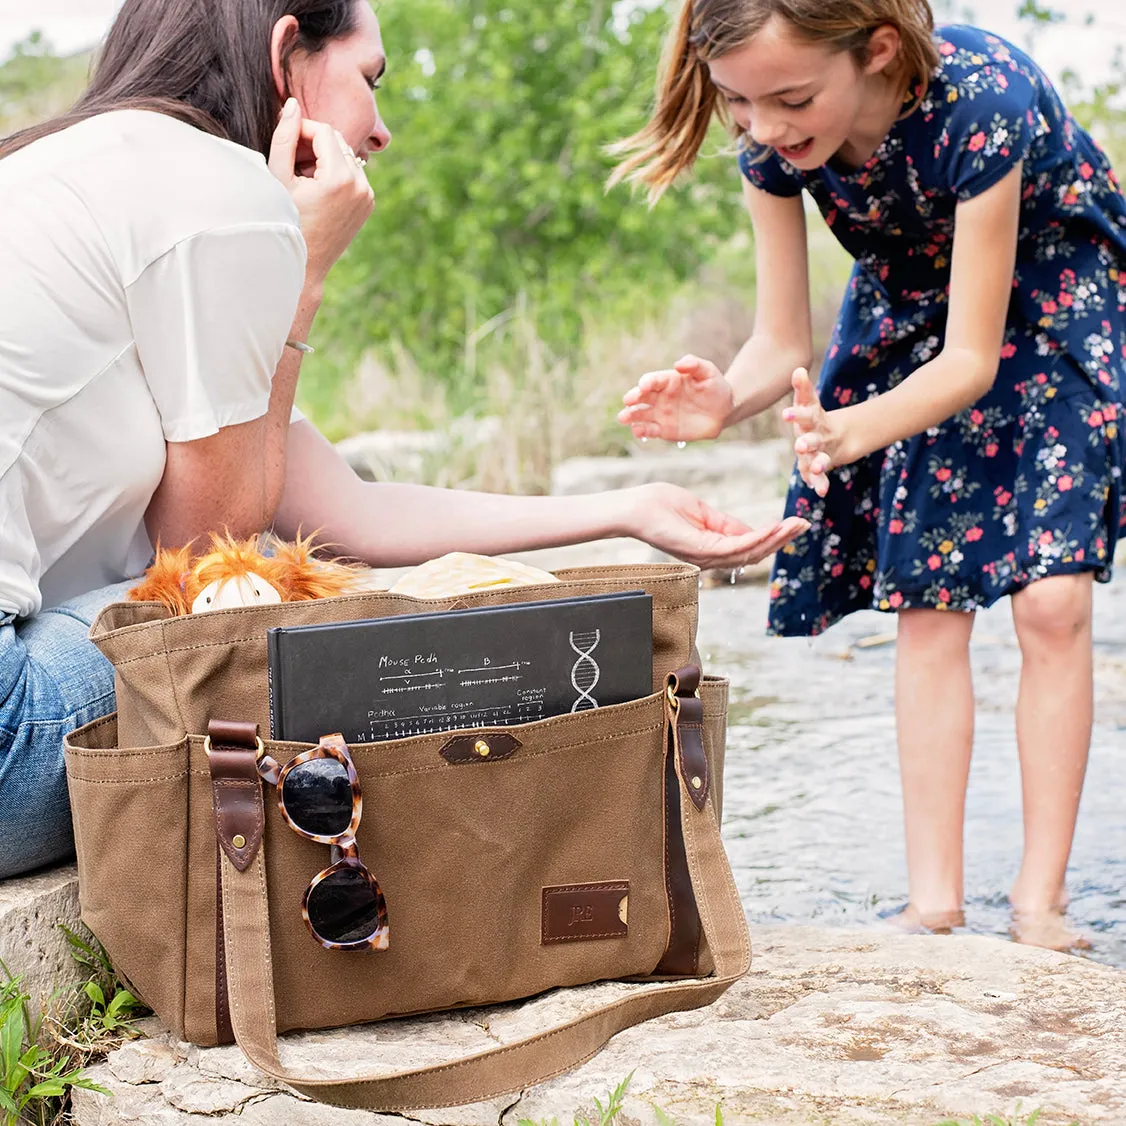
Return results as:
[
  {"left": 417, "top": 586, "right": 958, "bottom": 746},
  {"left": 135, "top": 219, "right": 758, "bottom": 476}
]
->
[{"left": 63, "top": 563, "right": 743, "bottom": 1108}]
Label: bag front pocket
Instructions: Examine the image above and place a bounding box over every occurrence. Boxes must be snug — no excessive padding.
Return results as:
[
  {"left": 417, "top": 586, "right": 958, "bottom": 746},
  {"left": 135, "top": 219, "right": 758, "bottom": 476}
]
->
[{"left": 196, "top": 691, "right": 675, "bottom": 1037}]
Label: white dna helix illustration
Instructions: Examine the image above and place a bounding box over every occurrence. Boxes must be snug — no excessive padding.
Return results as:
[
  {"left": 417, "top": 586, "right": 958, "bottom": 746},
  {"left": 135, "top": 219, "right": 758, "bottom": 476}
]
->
[{"left": 568, "top": 629, "right": 602, "bottom": 712}]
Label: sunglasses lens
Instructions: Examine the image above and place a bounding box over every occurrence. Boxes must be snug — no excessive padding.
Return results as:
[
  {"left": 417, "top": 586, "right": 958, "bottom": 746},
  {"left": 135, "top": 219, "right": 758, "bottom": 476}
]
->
[
  {"left": 282, "top": 757, "right": 352, "bottom": 837},
  {"left": 307, "top": 866, "right": 385, "bottom": 945}
]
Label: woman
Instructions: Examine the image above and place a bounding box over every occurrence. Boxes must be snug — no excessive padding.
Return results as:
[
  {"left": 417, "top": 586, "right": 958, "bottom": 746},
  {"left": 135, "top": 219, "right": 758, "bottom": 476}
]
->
[{"left": 0, "top": 0, "right": 806, "bottom": 880}]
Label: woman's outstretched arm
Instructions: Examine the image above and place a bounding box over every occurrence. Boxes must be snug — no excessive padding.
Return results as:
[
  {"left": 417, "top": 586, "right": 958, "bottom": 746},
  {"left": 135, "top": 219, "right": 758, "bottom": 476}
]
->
[{"left": 272, "top": 419, "right": 808, "bottom": 570}]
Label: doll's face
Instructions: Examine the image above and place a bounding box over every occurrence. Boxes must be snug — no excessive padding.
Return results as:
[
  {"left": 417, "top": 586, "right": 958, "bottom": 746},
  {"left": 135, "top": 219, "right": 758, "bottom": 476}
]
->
[
  {"left": 191, "top": 573, "right": 282, "bottom": 614},
  {"left": 707, "top": 16, "right": 901, "bottom": 170}
]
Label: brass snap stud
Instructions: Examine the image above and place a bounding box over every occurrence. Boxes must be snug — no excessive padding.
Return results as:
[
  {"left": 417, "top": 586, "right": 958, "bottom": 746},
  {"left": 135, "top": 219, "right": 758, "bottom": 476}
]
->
[
  {"left": 232, "top": 834, "right": 247, "bottom": 849},
  {"left": 474, "top": 739, "right": 491, "bottom": 758},
  {"left": 690, "top": 776, "right": 703, "bottom": 791}
]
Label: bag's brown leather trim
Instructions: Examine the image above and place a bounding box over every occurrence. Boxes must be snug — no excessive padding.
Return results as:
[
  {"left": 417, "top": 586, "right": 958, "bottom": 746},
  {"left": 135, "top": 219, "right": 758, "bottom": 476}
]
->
[
  {"left": 214, "top": 845, "right": 233, "bottom": 1045},
  {"left": 440, "top": 732, "right": 521, "bottom": 764},
  {"left": 541, "top": 882, "right": 629, "bottom": 943},
  {"left": 669, "top": 667, "right": 709, "bottom": 813},
  {"left": 653, "top": 668, "right": 703, "bottom": 976},
  {"left": 206, "top": 721, "right": 264, "bottom": 873}
]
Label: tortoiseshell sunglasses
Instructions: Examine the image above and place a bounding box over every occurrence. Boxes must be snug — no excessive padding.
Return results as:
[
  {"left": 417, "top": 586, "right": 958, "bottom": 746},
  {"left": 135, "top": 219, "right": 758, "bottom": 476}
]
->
[{"left": 255, "top": 733, "right": 389, "bottom": 952}]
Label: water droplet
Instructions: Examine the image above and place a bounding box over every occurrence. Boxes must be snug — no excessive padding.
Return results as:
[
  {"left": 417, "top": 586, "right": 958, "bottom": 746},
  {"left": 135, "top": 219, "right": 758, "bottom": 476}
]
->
[
  {"left": 676, "top": 441, "right": 687, "bottom": 450},
  {"left": 640, "top": 437, "right": 648, "bottom": 444},
  {"left": 729, "top": 570, "right": 738, "bottom": 585}
]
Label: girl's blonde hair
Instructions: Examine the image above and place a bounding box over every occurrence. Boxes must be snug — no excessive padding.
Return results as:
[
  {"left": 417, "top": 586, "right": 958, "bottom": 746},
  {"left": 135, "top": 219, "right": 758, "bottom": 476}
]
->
[{"left": 608, "top": 0, "right": 939, "bottom": 202}]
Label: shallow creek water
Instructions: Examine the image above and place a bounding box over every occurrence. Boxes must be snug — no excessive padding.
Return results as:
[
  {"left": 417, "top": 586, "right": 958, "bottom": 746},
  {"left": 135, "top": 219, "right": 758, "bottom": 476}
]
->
[{"left": 697, "top": 577, "right": 1126, "bottom": 968}]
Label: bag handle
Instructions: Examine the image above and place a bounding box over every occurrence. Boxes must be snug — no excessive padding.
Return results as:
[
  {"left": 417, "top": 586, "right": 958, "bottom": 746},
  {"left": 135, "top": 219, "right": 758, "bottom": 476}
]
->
[{"left": 215, "top": 673, "right": 750, "bottom": 1113}]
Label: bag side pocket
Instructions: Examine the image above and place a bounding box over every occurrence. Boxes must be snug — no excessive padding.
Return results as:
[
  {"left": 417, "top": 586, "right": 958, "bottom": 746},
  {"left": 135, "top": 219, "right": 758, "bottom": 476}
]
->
[{"left": 64, "top": 715, "right": 189, "bottom": 1037}]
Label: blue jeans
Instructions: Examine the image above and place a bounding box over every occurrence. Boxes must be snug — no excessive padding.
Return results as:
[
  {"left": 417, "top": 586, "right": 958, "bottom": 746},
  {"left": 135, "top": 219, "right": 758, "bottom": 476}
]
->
[{"left": 0, "top": 581, "right": 134, "bottom": 879}]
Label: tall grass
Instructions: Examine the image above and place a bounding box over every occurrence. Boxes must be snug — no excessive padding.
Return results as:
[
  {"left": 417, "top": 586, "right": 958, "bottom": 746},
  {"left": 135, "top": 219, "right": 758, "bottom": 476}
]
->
[{"left": 325, "top": 216, "right": 854, "bottom": 494}]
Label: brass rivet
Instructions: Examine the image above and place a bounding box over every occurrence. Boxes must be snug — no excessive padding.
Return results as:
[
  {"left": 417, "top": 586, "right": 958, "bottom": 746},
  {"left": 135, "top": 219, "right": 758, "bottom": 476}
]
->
[
  {"left": 232, "top": 834, "right": 247, "bottom": 849},
  {"left": 474, "top": 739, "right": 491, "bottom": 758},
  {"left": 690, "top": 776, "right": 703, "bottom": 790}
]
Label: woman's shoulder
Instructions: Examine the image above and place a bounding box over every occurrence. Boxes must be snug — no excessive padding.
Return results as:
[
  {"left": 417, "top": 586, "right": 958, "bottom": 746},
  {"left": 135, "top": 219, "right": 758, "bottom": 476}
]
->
[
  {"left": 82, "top": 111, "right": 295, "bottom": 222},
  {"left": 26, "top": 110, "right": 301, "bottom": 282}
]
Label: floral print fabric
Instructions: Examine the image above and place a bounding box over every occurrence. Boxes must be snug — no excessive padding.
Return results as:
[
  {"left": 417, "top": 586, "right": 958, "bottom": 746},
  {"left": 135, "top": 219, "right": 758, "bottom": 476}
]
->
[{"left": 741, "top": 24, "right": 1126, "bottom": 636}]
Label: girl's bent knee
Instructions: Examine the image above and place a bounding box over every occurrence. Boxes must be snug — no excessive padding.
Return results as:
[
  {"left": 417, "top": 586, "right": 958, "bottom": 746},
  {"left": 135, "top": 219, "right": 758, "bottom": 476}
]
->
[{"left": 1012, "top": 574, "right": 1092, "bottom": 642}]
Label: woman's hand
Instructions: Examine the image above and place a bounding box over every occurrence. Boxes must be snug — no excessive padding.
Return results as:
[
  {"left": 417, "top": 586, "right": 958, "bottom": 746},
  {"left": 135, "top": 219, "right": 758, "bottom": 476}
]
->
[
  {"left": 783, "top": 367, "right": 839, "bottom": 498},
  {"left": 624, "top": 482, "right": 808, "bottom": 570},
  {"left": 268, "top": 98, "right": 374, "bottom": 288},
  {"left": 618, "top": 355, "right": 734, "bottom": 442}
]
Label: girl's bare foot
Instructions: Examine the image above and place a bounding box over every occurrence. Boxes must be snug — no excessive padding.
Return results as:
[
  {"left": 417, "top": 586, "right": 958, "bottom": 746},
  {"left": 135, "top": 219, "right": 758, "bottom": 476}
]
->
[
  {"left": 1010, "top": 906, "right": 1093, "bottom": 952},
  {"left": 883, "top": 903, "right": 965, "bottom": 935}
]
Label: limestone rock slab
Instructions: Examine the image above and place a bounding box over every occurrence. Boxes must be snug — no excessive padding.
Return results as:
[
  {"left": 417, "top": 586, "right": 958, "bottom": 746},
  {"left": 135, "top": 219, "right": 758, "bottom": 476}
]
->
[
  {"left": 71, "top": 924, "right": 1126, "bottom": 1126},
  {"left": 0, "top": 863, "right": 85, "bottom": 1017}
]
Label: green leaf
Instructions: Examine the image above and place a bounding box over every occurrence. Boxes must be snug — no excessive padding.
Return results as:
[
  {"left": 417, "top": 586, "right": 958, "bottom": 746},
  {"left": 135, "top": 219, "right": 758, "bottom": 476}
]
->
[
  {"left": 21, "top": 1080, "right": 65, "bottom": 1100},
  {"left": 0, "top": 1006, "right": 23, "bottom": 1090}
]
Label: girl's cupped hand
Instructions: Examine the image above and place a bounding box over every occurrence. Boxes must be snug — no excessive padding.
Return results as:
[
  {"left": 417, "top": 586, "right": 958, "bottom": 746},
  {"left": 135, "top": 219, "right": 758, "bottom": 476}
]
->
[
  {"left": 618, "top": 355, "right": 733, "bottom": 442},
  {"left": 783, "top": 367, "right": 838, "bottom": 498}
]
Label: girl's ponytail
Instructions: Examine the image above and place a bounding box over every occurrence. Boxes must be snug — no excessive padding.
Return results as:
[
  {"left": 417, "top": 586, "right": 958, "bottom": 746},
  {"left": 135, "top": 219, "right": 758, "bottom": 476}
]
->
[{"left": 607, "top": 1, "right": 719, "bottom": 205}]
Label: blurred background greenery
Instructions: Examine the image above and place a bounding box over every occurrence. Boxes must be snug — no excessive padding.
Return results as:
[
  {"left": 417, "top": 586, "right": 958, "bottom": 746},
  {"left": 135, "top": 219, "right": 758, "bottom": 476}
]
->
[{"left": 1, "top": 1, "right": 1123, "bottom": 492}]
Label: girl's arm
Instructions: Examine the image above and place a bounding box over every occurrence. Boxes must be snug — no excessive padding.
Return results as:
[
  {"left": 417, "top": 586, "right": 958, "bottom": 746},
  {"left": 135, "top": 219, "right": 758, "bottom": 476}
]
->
[
  {"left": 618, "top": 179, "right": 813, "bottom": 440},
  {"left": 723, "top": 179, "right": 816, "bottom": 424},
  {"left": 789, "top": 164, "right": 1023, "bottom": 494},
  {"left": 272, "top": 420, "right": 809, "bottom": 570}
]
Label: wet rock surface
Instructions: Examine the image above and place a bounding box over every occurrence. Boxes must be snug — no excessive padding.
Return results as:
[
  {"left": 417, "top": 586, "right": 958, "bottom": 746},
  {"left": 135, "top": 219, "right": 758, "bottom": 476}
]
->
[{"left": 698, "top": 573, "right": 1126, "bottom": 968}]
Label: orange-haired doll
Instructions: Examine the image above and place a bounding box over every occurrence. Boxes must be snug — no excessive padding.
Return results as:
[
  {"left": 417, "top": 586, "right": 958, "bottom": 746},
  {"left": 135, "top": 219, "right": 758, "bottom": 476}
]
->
[{"left": 128, "top": 532, "right": 364, "bottom": 616}]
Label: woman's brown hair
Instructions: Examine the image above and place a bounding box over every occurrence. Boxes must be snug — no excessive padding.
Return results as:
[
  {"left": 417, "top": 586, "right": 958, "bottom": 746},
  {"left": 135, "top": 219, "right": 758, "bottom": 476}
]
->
[
  {"left": 0, "top": 0, "right": 362, "bottom": 160},
  {"left": 608, "top": 0, "right": 940, "bottom": 203}
]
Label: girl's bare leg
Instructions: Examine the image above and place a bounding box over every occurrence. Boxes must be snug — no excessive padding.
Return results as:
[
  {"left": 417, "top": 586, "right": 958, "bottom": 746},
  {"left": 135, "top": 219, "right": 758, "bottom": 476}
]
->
[
  {"left": 1009, "top": 572, "right": 1094, "bottom": 950},
  {"left": 893, "top": 606, "right": 976, "bottom": 928}
]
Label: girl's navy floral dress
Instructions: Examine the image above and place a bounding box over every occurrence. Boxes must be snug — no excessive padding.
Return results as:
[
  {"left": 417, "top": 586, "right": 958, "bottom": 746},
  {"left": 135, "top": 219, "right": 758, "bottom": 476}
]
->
[{"left": 742, "top": 24, "right": 1126, "bottom": 636}]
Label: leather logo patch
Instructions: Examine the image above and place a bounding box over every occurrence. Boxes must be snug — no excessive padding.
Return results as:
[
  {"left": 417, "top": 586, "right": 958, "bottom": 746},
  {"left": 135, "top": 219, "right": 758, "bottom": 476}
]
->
[{"left": 541, "top": 882, "right": 629, "bottom": 944}]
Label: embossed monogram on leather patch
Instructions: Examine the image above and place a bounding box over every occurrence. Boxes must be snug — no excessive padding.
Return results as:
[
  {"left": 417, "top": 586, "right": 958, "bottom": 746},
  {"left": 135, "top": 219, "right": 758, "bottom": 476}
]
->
[{"left": 541, "top": 882, "right": 629, "bottom": 944}]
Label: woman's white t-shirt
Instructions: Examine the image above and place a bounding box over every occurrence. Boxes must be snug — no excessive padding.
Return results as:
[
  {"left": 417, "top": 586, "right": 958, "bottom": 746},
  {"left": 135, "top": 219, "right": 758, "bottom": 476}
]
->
[{"left": 0, "top": 110, "right": 306, "bottom": 617}]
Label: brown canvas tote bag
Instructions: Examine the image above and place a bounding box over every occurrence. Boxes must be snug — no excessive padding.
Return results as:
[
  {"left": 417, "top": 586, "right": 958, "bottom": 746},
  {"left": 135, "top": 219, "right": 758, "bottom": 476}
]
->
[{"left": 63, "top": 563, "right": 749, "bottom": 1112}]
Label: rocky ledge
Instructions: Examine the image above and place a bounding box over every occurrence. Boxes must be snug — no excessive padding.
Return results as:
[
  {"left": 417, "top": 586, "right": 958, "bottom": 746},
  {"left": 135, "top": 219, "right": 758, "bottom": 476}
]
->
[{"left": 70, "top": 924, "right": 1124, "bottom": 1125}]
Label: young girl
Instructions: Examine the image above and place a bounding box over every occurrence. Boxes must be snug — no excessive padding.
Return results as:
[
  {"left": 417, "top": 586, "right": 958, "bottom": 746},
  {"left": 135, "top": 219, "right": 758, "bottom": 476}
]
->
[{"left": 612, "top": 0, "right": 1126, "bottom": 950}]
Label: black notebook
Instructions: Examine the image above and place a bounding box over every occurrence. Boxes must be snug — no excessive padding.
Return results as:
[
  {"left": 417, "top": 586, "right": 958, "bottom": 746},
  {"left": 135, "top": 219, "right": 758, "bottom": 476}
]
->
[{"left": 267, "top": 591, "right": 653, "bottom": 744}]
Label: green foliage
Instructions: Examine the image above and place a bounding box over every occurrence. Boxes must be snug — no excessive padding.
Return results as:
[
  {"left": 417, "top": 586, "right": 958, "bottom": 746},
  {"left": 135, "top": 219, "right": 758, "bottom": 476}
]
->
[
  {"left": 58, "top": 925, "right": 148, "bottom": 1043},
  {"left": 514, "top": 1074, "right": 732, "bottom": 1126},
  {"left": 933, "top": 1106, "right": 1077, "bottom": 1126},
  {"left": 516, "top": 1071, "right": 633, "bottom": 1126},
  {"left": 0, "top": 34, "right": 89, "bottom": 134},
  {"left": 1015, "top": 1, "right": 1064, "bottom": 25},
  {"left": 309, "top": 0, "right": 745, "bottom": 423},
  {"left": 0, "top": 962, "right": 109, "bottom": 1126}
]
